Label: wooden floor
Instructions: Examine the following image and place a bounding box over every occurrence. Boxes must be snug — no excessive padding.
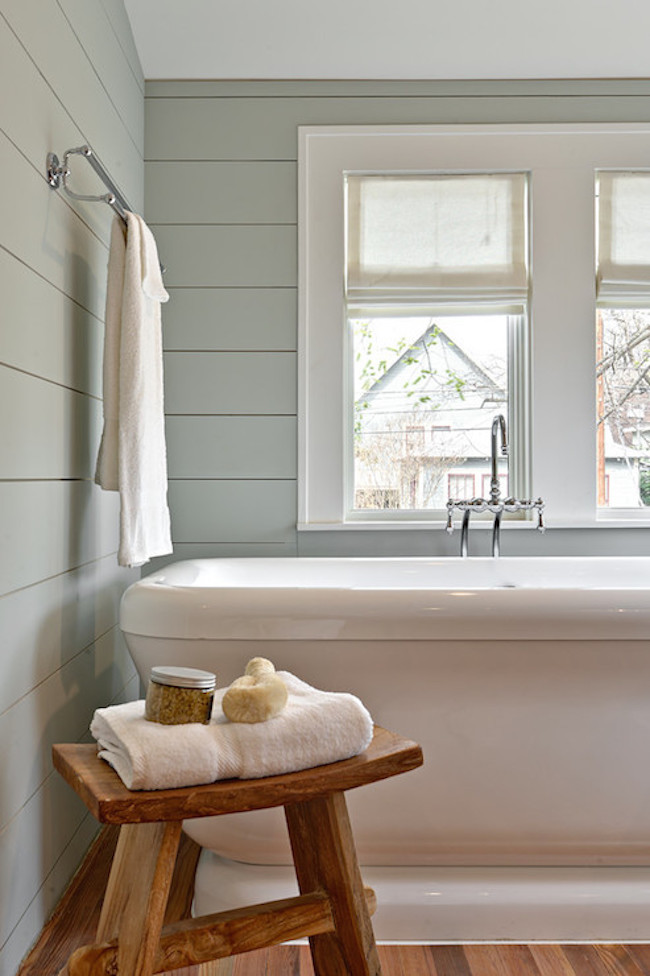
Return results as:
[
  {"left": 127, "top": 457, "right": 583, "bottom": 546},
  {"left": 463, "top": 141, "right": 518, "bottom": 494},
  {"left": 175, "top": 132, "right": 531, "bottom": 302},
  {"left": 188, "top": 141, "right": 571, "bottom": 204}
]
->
[
  {"left": 221, "top": 943, "right": 650, "bottom": 976},
  {"left": 214, "top": 944, "right": 650, "bottom": 976},
  {"left": 18, "top": 826, "right": 650, "bottom": 976}
]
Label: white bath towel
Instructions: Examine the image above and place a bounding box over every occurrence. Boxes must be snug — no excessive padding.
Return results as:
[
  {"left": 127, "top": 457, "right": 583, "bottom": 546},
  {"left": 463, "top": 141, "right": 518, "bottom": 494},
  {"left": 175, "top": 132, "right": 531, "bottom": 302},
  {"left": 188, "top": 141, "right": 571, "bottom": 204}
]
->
[
  {"left": 95, "top": 212, "right": 172, "bottom": 568},
  {"left": 90, "top": 672, "right": 374, "bottom": 791}
]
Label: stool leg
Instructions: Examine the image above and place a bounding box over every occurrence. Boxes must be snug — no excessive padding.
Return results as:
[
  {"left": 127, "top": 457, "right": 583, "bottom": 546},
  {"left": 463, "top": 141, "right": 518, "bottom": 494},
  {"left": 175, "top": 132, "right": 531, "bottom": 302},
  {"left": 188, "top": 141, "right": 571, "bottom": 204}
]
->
[
  {"left": 285, "top": 791, "right": 382, "bottom": 976},
  {"left": 96, "top": 820, "right": 182, "bottom": 975}
]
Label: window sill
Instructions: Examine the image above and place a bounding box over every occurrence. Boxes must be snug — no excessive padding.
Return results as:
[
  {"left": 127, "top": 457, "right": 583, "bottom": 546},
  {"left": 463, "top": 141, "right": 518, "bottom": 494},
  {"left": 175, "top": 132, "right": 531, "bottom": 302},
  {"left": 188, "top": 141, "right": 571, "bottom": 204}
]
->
[{"left": 298, "top": 518, "right": 650, "bottom": 531}]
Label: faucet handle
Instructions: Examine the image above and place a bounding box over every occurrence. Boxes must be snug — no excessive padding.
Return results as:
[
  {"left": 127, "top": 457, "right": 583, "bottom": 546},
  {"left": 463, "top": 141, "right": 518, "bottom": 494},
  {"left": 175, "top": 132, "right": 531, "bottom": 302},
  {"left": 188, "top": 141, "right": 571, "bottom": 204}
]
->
[
  {"left": 445, "top": 501, "right": 454, "bottom": 534},
  {"left": 535, "top": 498, "right": 545, "bottom": 533}
]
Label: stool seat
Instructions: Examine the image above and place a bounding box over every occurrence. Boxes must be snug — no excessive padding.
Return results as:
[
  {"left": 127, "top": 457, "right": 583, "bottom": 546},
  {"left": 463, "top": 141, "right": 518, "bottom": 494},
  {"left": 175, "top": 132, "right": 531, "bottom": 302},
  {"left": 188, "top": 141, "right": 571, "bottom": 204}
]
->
[
  {"left": 52, "top": 726, "right": 423, "bottom": 976},
  {"left": 53, "top": 725, "right": 422, "bottom": 824}
]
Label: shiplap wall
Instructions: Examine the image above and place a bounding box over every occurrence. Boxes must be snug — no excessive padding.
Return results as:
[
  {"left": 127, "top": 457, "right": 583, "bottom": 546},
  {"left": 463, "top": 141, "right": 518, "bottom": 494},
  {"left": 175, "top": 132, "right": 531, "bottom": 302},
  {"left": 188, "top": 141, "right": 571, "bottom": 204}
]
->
[
  {"left": 0, "top": 2, "right": 142, "bottom": 972},
  {"left": 146, "top": 80, "right": 650, "bottom": 559}
]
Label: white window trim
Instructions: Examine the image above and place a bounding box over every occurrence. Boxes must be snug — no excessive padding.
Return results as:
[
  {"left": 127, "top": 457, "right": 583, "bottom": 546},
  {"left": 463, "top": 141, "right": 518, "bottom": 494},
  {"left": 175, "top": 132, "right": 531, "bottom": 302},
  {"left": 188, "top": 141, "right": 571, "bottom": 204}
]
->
[{"left": 298, "top": 123, "right": 650, "bottom": 530}]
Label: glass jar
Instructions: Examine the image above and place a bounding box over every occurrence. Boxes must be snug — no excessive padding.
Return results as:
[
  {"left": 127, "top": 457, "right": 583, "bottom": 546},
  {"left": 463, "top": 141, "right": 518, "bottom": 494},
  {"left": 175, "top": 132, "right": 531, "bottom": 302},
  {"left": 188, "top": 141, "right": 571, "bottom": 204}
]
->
[{"left": 145, "top": 666, "right": 216, "bottom": 725}]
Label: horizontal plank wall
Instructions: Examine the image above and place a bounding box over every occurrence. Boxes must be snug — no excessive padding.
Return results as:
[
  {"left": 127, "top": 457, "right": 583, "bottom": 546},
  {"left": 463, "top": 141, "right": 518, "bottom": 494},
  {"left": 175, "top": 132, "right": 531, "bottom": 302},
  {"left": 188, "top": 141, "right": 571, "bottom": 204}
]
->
[
  {"left": 145, "top": 80, "right": 650, "bottom": 560},
  {"left": 0, "top": 2, "right": 142, "bottom": 973}
]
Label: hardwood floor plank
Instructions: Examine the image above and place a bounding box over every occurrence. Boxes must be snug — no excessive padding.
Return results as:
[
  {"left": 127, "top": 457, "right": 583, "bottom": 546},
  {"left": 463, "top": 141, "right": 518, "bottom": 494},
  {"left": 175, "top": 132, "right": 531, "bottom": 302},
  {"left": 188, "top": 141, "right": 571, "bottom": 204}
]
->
[
  {"left": 464, "top": 944, "right": 541, "bottom": 976},
  {"left": 529, "top": 944, "right": 578, "bottom": 976},
  {"left": 431, "top": 944, "right": 474, "bottom": 976},
  {"left": 621, "top": 946, "right": 650, "bottom": 976},
  {"left": 560, "top": 943, "right": 649, "bottom": 976},
  {"left": 377, "top": 945, "right": 406, "bottom": 976},
  {"left": 463, "top": 942, "right": 505, "bottom": 976},
  {"left": 264, "top": 944, "right": 302, "bottom": 976},
  {"left": 398, "top": 945, "right": 438, "bottom": 976},
  {"left": 594, "top": 946, "right": 650, "bottom": 976},
  {"left": 232, "top": 948, "right": 269, "bottom": 976},
  {"left": 296, "top": 946, "right": 316, "bottom": 976},
  {"left": 562, "top": 944, "right": 607, "bottom": 976}
]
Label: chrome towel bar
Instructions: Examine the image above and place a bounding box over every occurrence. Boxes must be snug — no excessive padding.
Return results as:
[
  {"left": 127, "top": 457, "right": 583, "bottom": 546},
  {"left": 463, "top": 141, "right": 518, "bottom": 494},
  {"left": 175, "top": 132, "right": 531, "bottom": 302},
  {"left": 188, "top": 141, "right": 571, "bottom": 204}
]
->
[{"left": 46, "top": 144, "right": 165, "bottom": 271}]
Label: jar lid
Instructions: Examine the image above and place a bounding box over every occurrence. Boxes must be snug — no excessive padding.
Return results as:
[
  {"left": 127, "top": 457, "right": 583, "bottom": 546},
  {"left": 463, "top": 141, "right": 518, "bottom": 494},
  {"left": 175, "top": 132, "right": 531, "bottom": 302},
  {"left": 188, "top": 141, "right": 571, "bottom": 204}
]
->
[{"left": 149, "top": 665, "right": 216, "bottom": 690}]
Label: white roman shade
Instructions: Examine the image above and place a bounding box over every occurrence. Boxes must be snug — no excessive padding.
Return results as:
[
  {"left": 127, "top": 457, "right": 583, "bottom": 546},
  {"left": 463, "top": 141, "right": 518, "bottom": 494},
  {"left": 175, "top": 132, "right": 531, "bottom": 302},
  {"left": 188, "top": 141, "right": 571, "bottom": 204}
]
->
[
  {"left": 346, "top": 172, "right": 529, "bottom": 309},
  {"left": 597, "top": 171, "right": 650, "bottom": 306}
]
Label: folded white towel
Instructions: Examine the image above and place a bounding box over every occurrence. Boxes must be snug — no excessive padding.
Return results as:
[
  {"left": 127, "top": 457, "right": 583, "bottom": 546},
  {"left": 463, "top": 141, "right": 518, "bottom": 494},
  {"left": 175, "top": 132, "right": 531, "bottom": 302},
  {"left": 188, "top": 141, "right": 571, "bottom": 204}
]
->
[
  {"left": 90, "top": 672, "right": 374, "bottom": 790},
  {"left": 95, "top": 212, "right": 172, "bottom": 568}
]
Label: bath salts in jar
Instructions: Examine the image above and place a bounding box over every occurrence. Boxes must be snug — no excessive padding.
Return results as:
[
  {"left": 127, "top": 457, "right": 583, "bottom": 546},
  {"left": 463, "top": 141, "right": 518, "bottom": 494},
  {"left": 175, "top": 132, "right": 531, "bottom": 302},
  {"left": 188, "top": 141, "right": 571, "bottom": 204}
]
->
[{"left": 145, "top": 666, "right": 216, "bottom": 725}]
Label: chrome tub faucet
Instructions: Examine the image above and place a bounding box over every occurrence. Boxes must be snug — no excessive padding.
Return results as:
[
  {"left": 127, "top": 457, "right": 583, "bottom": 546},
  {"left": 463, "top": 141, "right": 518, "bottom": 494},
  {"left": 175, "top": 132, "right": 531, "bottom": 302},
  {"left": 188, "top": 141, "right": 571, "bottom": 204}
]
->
[{"left": 446, "top": 414, "right": 544, "bottom": 557}]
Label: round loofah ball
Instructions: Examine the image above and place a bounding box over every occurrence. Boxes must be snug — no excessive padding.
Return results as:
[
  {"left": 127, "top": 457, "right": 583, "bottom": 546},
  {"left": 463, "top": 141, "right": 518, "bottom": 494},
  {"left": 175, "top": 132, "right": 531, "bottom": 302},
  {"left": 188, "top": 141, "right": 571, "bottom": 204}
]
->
[{"left": 222, "top": 658, "right": 288, "bottom": 723}]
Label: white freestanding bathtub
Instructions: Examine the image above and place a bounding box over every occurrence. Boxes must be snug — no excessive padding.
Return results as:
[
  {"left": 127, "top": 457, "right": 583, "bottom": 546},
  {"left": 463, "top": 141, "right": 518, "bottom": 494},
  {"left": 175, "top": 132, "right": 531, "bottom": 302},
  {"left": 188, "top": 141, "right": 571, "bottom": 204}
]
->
[{"left": 120, "top": 556, "right": 650, "bottom": 942}]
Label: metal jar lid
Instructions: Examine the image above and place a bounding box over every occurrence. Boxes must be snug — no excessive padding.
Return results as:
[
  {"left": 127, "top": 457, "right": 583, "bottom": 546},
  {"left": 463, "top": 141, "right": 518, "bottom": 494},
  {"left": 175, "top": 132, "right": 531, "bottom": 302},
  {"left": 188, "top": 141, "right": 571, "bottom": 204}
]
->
[{"left": 149, "top": 665, "right": 216, "bottom": 691}]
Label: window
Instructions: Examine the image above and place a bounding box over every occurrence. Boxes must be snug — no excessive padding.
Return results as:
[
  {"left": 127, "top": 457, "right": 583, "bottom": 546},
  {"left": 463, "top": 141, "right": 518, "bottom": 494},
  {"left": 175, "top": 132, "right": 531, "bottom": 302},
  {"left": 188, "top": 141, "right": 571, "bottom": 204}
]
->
[
  {"left": 299, "top": 124, "right": 650, "bottom": 529},
  {"left": 596, "top": 173, "right": 650, "bottom": 509},
  {"left": 449, "top": 474, "right": 476, "bottom": 499},
  {"left": 352, "top": 313, "right": 513, "bottom": 511},
  {"left": 347, "top": 172, "right": 526, "bottom": 514},
  {"left": 404, "top": 427, "right": 425, "bottom": 455}
]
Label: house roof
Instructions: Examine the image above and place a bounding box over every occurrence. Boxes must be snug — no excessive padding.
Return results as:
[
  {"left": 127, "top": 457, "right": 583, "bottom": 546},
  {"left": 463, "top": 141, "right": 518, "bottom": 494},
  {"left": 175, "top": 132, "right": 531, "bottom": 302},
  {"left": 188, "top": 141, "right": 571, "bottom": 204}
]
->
[{"left": 359, "top": 322, "right": 505, "bottom": 406}]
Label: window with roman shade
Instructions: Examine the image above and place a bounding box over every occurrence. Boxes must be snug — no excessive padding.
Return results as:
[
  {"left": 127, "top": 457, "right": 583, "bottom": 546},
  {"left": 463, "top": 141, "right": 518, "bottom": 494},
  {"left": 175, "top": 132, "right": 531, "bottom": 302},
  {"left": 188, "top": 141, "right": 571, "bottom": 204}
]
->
[
  {"left": 596, "top": 171, "right": 650, "bottom": 511},
  {"left": 597, "top": 171, "right": 650, "bottom": 307},
  {"left": 345, "top": 173, "right": 529, "bottom": 311}
]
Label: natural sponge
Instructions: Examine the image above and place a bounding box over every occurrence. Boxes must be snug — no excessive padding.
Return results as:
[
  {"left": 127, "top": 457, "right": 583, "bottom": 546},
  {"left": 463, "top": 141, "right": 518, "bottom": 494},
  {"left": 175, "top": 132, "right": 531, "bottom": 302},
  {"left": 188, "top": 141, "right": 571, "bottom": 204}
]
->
[{"left": 222, "top": 657, "right": 288, "bottom": 723}]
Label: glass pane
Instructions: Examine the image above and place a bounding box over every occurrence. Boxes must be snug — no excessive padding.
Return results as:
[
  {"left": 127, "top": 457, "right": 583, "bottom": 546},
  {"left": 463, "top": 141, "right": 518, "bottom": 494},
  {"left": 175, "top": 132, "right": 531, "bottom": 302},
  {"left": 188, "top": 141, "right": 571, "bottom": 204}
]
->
[
  {"left": 597, "top": 308, "right": 650, "bottom": 508},
  {"left": 351, "top": 314, "right": 509, "bottom": 512}
]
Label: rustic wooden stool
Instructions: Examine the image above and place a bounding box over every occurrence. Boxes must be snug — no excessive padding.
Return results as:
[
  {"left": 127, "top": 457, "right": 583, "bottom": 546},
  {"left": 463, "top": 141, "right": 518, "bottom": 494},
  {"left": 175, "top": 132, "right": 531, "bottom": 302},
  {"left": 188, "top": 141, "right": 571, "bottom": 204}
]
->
[{"left": 52, "top": 726, "right": 423, "bottom": 976}]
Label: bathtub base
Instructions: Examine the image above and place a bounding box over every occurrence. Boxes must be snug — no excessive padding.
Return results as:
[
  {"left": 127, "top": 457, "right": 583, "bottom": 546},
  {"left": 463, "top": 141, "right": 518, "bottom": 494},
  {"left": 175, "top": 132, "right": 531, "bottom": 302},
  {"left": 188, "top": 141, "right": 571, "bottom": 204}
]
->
[{"left": 194, "top": 852, "right": 650, "bottom": 943}]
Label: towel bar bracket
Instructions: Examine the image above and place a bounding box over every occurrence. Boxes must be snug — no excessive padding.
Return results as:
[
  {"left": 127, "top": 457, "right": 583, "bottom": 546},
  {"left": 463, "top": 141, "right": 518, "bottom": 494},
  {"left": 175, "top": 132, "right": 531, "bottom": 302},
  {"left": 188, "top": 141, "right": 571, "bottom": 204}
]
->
[
  {"left": 46, "top": 144, "right": 129, "bottom": 221},
  {"left": 46, "top": 152, "right": 63, "bottom": 189},
  {"left": 46, "top": 144, "right": 165, "bottom": 272}
]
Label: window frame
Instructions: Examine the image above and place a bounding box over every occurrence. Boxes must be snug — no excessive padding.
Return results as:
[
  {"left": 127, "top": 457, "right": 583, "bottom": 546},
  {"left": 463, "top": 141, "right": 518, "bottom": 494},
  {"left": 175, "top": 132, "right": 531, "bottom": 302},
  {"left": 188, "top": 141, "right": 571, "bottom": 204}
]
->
[{"left": 298, "top": 123, "right": 650, "bottom": 530}]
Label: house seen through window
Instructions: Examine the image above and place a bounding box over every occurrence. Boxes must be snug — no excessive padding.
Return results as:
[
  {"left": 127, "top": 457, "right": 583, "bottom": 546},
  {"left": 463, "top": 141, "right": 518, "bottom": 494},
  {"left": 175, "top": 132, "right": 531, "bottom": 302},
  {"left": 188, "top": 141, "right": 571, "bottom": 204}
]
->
[{"left": 352, "top": 314, "right": 510, "bottom": 511}]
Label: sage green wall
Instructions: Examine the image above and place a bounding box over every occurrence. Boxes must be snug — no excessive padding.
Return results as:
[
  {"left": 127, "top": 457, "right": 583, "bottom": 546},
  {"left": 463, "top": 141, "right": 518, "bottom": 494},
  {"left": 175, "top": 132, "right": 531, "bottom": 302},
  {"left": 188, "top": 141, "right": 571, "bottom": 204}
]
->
[
  {"left": 146, "top": 80, "right": 650, "bottom": 560},
  {"left": 0, "top": 3, "right": 142, "bottom": 972}
]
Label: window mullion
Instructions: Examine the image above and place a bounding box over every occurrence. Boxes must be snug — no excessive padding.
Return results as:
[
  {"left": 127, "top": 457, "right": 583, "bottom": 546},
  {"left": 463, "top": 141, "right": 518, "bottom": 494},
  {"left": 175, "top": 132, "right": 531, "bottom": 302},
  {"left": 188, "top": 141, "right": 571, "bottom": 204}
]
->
[
  {"left": 507, "top": 313, "right": 531, "bottom": 503},
  {"left": 529, "top": 165, "right": 597, "bottom": 523}
]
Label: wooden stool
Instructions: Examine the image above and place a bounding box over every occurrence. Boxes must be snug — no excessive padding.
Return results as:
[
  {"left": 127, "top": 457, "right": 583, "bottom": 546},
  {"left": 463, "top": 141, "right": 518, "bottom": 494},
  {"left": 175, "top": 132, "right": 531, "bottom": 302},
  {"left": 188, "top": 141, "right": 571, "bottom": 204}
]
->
[{"left": 52, "top": 726, "right": 423, "bottom": 976}]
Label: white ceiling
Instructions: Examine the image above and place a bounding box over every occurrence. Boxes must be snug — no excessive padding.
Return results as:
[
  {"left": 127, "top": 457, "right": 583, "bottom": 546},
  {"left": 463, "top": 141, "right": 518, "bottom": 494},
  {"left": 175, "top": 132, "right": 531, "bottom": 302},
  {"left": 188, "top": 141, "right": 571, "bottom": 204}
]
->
[{"left": 123, "top": 0, "right": 650, "bottom": 81}]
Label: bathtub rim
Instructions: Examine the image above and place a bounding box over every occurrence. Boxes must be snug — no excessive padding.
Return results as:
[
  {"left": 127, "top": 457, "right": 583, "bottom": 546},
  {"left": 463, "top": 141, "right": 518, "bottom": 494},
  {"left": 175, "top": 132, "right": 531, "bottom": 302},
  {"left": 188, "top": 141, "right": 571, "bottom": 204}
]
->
[{"left": 119, "top": 555, "right": 650, "bottom": 642}]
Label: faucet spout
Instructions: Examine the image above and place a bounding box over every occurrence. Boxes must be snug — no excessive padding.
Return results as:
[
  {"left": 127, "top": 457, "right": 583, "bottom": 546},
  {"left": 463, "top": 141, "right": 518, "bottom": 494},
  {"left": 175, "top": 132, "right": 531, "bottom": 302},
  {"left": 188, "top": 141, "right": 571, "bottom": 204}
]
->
[
  {"left": 460, "top": 508, "right": 471, "bottom": 558},
  {"left": 490, "top": 414, "right": 508, "bottom": 504},
  {"left": 492, "top": 508, "right": 503, "bottom": 558}
]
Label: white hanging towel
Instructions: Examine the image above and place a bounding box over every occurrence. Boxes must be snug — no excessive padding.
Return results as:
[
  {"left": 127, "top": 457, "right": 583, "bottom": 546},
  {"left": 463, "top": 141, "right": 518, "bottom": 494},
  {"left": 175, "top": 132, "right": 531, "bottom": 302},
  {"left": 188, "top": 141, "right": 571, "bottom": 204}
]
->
[{"left": 95, "top": 212, "right": 172, "bottom": 568}]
